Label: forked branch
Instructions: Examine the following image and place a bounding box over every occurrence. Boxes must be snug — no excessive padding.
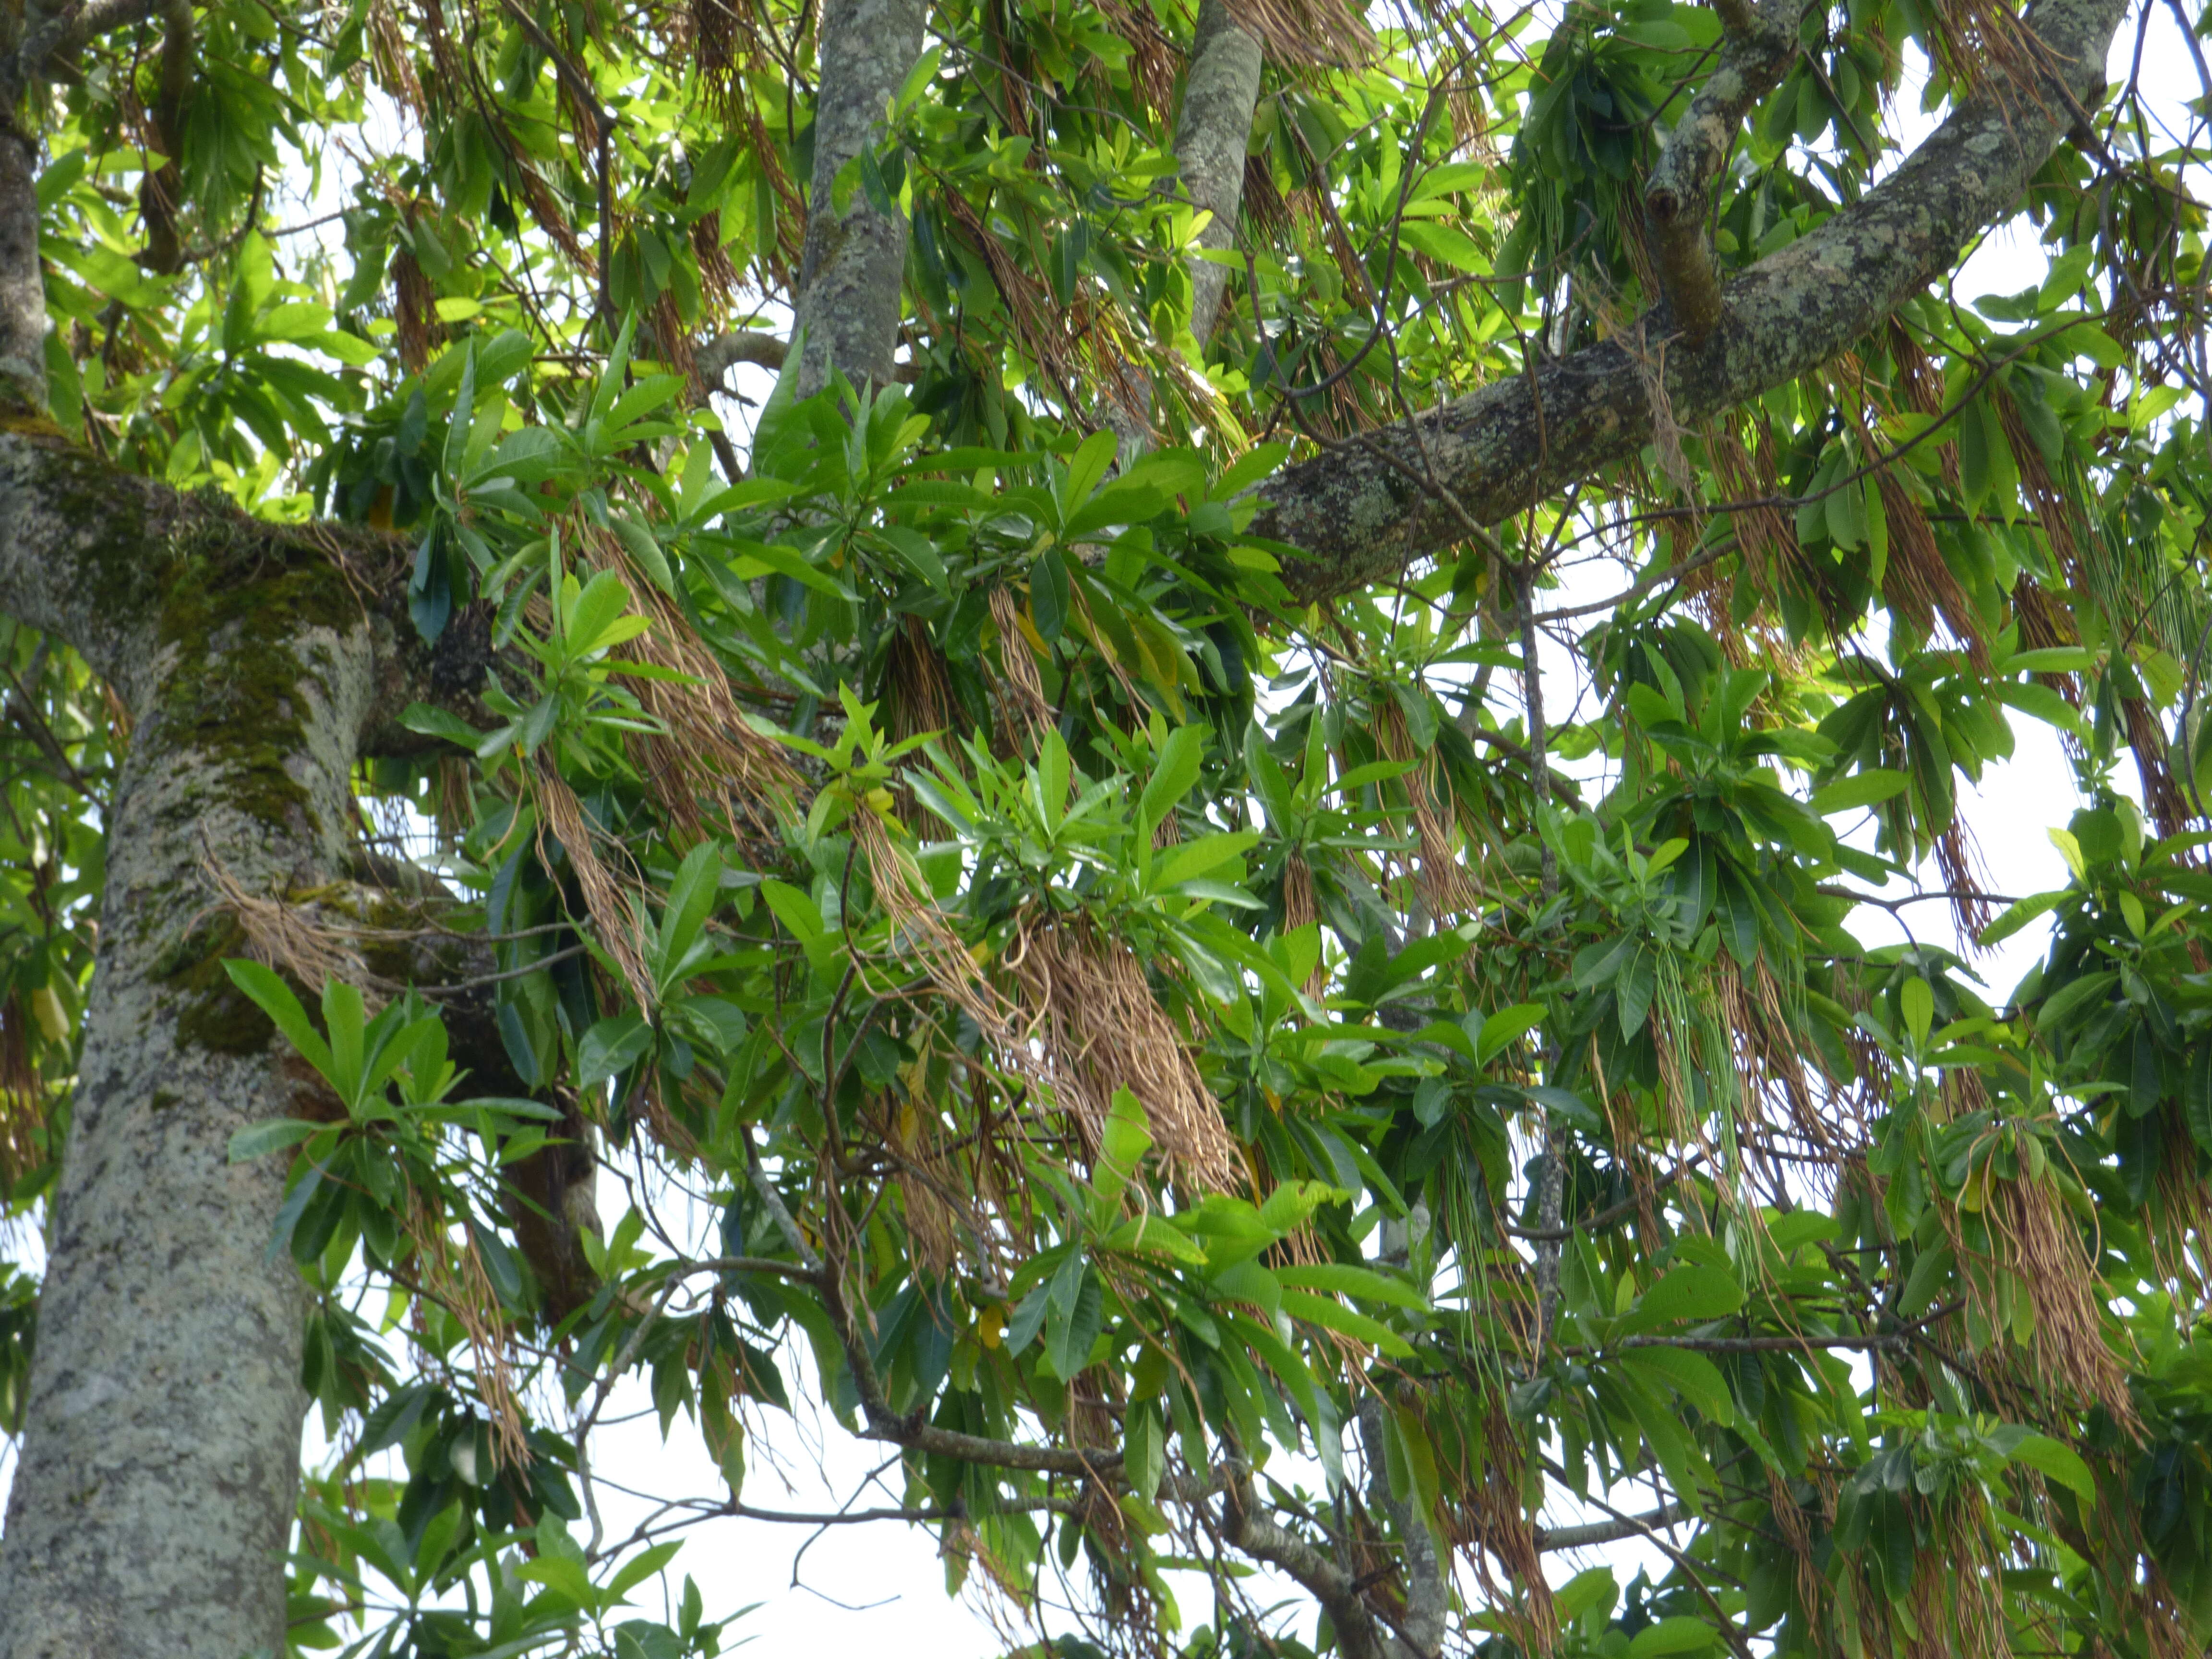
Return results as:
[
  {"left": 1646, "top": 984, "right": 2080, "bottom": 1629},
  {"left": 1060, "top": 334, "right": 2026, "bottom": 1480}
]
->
[{"left": 1644, "top": 0, "right": 1811, "bottom": 346}]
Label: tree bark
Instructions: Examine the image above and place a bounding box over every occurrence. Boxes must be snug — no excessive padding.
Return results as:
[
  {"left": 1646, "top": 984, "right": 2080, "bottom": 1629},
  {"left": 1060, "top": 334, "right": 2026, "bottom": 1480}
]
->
[
  {"left": 1174, "top": 0, "right": 1264, "bottom": 350},
  {"left": 1248, "top": 0, "right": 2128, "bottom": 602},
  {"left": 0, "top": 507, "right": 385, "bottom": 1659},
  {"left": 0, "top": 130, "right": 44, "bottom": 407},
  {"left": 1643, "top": 0, "right": 1808, "bottom": 347},
  {"left": 791, "top": 0, "right": 926, "bottom": 395}
]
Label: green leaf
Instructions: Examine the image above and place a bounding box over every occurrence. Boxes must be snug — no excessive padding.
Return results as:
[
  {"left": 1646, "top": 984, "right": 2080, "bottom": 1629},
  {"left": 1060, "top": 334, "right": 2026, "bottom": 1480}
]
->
[
  {"left": 1980, "top": 890, "right": 2064, "bottom": 948},
  {"left": 1476, "top": 1003, "right": 1546, "bottom": 1067},
  {"left": 2036, "top": 970, "right": 2115, "bottom": 1032},
  {"left": 1616, "top": 944, "right": 1657, "bottom": 1038},
  {"left": 654, "top": 841, "right": 722, "bottom": 990},
  {"left": 564, "top": 568, "right": 636, "bottom": 659},
  {"left": 1032, "top": 546, "right": 1070, "bottom": 643},
  {"left": 579, "top": 1012, "right": 653, "bottom": 1089},
  {"left": 1139, "top": 726, "right": 1207, "bottom": 836},
  {"left": 727, "top": 537, "right": 855, "bottom": 600},
  {"left": 1958, "top": 398, "right": 1991, "bottom": 509},
  {"left": 2008, "top": 1433, "right": 2096, "bottom": 1501},
  {"left": 609, "top": 515, "right": 676, "bottom": 597},
  {"left": 323, "top": 979, "right": 368, "bottom": 1105},
  {"left": 1274, "top": 1261, "right": 1427, "bottom": 1311},
  {"left": 1622, "top": 1265, "right": 1745, "bottom": 1331},
  {"left": 2186, "top": 1043, "right": 2212, "bottom": 1154},
  {"left": 1278, "top": 1289, "right": 1412, "bottom": 1356},
  {"left": 761, "top": 879, "right": 827, "bottom": 944},
  {"left": 1810, "top": 769, "right": 1910, "bottom": 814},
  {"left": 1620, "top": 1346, "right": 1735, "bottom": 1426},
  {"left": 1100, "top": 1213, "right": 1208, "bottom": 1264},
  {"left": 442, "top": 344, "right": 478, "bottom": 477},
  {"left": 1996, "top": 681, "right": 2082, "bottom": 734},
  {"left": 1125, "top": 1403, "right": 1165, "bottom": 1503},
  {"left": 1628, "top": 1616, "right": 1720, "bottom": 1658},
  {"left": 1065, "top": 461, "right": 1198, "bottom": 537},
  {"left": 1554, "top": 1566, "right": 1619, "bottom": 1625},
  {"left": 605, "top": 1541, "right": 685, "bottom": 1602},
  {"left": 2006, "top": 647, "right": 2094, "bottom": 673},
  {"left": 226, "top": 1118, "right": 322, "bottom": 1164},
  {"left": 516, "top": 1552, "right": 597, "bottom": 1610},
  {"left": 1900, "top": 975, "right": 1934, "bottom": 1047},
  {"left": 399, "top": 703, "right": 487, "bottom": 749},
  {"left": 1154, "top": 830, "right": 1259, "bottom": 889},
  {"left": 1898, "top": 1242, "right": 1954, "bottom": 1317},
  {"left": 223, "top": 960, "right": 333, "bottom": 1078},
  {"left": 1092, "top": 1086, "right": 1154, "bottom": 1218},
  {"left": 1045, "top": 1269, "right": 1104, "bottom": 1379},
  {"left": 1057, "top": 429, "right": 1118, "bottom": 522},
  {"left": 872, "top": 525, "right": 949, "bottom": 592}
]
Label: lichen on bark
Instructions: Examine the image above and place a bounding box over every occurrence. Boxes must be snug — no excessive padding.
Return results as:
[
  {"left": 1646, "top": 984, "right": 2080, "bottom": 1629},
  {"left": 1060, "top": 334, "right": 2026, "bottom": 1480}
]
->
[{"left": 0, "top": 490, "right": 390, "bottom": 1659}]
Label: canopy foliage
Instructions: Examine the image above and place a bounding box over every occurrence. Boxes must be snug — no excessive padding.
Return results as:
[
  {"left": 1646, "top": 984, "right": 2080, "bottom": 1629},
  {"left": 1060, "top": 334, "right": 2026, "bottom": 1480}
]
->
[{"left": 3, "top": 0, "right": 2212, "bottom": 1654}]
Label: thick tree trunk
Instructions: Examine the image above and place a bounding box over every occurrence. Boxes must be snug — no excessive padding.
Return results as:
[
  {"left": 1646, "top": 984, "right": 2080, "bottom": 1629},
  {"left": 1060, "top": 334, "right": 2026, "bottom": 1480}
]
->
[
  {"left": 0, "top": 510, "right": 382, "bottom": 1659},
  {"left": 792, "top": 0, "right": 926, "bottom": 394}
]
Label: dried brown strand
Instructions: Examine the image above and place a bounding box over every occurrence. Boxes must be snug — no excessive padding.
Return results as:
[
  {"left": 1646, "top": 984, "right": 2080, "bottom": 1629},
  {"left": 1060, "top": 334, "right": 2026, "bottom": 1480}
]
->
[{"left": 532, "top": 760, "right": 655, "bottom": 1011}]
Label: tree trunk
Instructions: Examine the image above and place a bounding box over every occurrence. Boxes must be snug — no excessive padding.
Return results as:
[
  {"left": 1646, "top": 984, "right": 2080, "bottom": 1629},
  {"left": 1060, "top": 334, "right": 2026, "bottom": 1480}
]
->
[
  {"left": 0, "top": 514, "right": 382, "bottom": 1659},
  {"left": 792, "top": 0, "right": 926, "bottom": 394}
]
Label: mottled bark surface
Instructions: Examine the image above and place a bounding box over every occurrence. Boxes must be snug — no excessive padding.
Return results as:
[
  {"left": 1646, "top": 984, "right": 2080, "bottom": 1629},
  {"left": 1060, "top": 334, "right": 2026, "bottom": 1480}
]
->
[
  {"left": 1643, "top": 0, "right": 1808, "bottom": 345},
  {"left": 1174, "top": 0, "right": 1264, "bottom": 348},
  {"left": 0, "top": 512, "right": 378, "bottom": 1659},
  {"left": 1250, "top": 0, "right": 2128, "bottom": 601},
  {"left": 0, "top": 134, "right": 45, "bottom": 404},
  {"left": 792, "top": 0, "right": 926, "bottom": 394}
]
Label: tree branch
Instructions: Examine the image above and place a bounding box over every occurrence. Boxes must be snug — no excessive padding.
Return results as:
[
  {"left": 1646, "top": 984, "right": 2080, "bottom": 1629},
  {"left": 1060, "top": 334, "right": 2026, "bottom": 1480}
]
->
[
  {"left": 1219, "top": 1468, "right": 1405, "bottom": 1659},
  {"left": 134, "top": 0, "right": 194, "bottom": 276},
  {"left": 1173, "top": 0, "right": 1264, "bottom": 350},
  {"left": 1248, "top": 0, "right": 2128, "bottom": 602},
  {"left": 0, "top": 430, "right": 168, "bottom": 685},
  {"left": 694, "top": 328, "right": 790, "bottom": 388},
  {"left": 14, "top": 0, "right": 169, "bottom": 84},
  {"left": 1536, "top": 1500, "right": 1687, "bottom": 1552},
  {"left": 1644, "top": 0, "right": 1810, "bottom": 346}
]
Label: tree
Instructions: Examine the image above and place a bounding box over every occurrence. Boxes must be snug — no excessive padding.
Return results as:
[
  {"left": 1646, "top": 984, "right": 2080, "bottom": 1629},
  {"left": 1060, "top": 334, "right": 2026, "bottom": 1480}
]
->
[{"left": 0, "top": 0, "right": 2204, "bottom": 1651}]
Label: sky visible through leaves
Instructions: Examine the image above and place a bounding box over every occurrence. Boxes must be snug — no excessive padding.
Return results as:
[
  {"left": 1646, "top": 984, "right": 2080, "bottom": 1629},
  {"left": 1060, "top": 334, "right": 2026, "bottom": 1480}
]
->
[{"left": 5, "top": 1, "right": 2210, "bottom": 1649}]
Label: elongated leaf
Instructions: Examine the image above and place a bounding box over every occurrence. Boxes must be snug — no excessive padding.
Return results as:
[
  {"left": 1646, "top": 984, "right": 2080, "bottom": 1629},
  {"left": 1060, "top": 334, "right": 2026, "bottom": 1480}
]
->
[
  {"left": 226, "top": 1118, "right": 322, "bottom": 1164},
  {"left": 223, "top": 960, "right": 333, "bottom": 1078}
]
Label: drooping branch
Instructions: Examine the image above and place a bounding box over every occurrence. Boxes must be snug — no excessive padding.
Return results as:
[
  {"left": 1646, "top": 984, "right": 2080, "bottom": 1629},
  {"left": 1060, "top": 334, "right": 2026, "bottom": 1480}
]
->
[
  {"left": 1102, "top": 0, "right": 1266, "bottom": 452},
  {"left": 1248, "top": 0, "right": 2129, "bottom": 602},
  {"left": 1644, "top": 0, "right": 1811, "bottom": 346}
]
